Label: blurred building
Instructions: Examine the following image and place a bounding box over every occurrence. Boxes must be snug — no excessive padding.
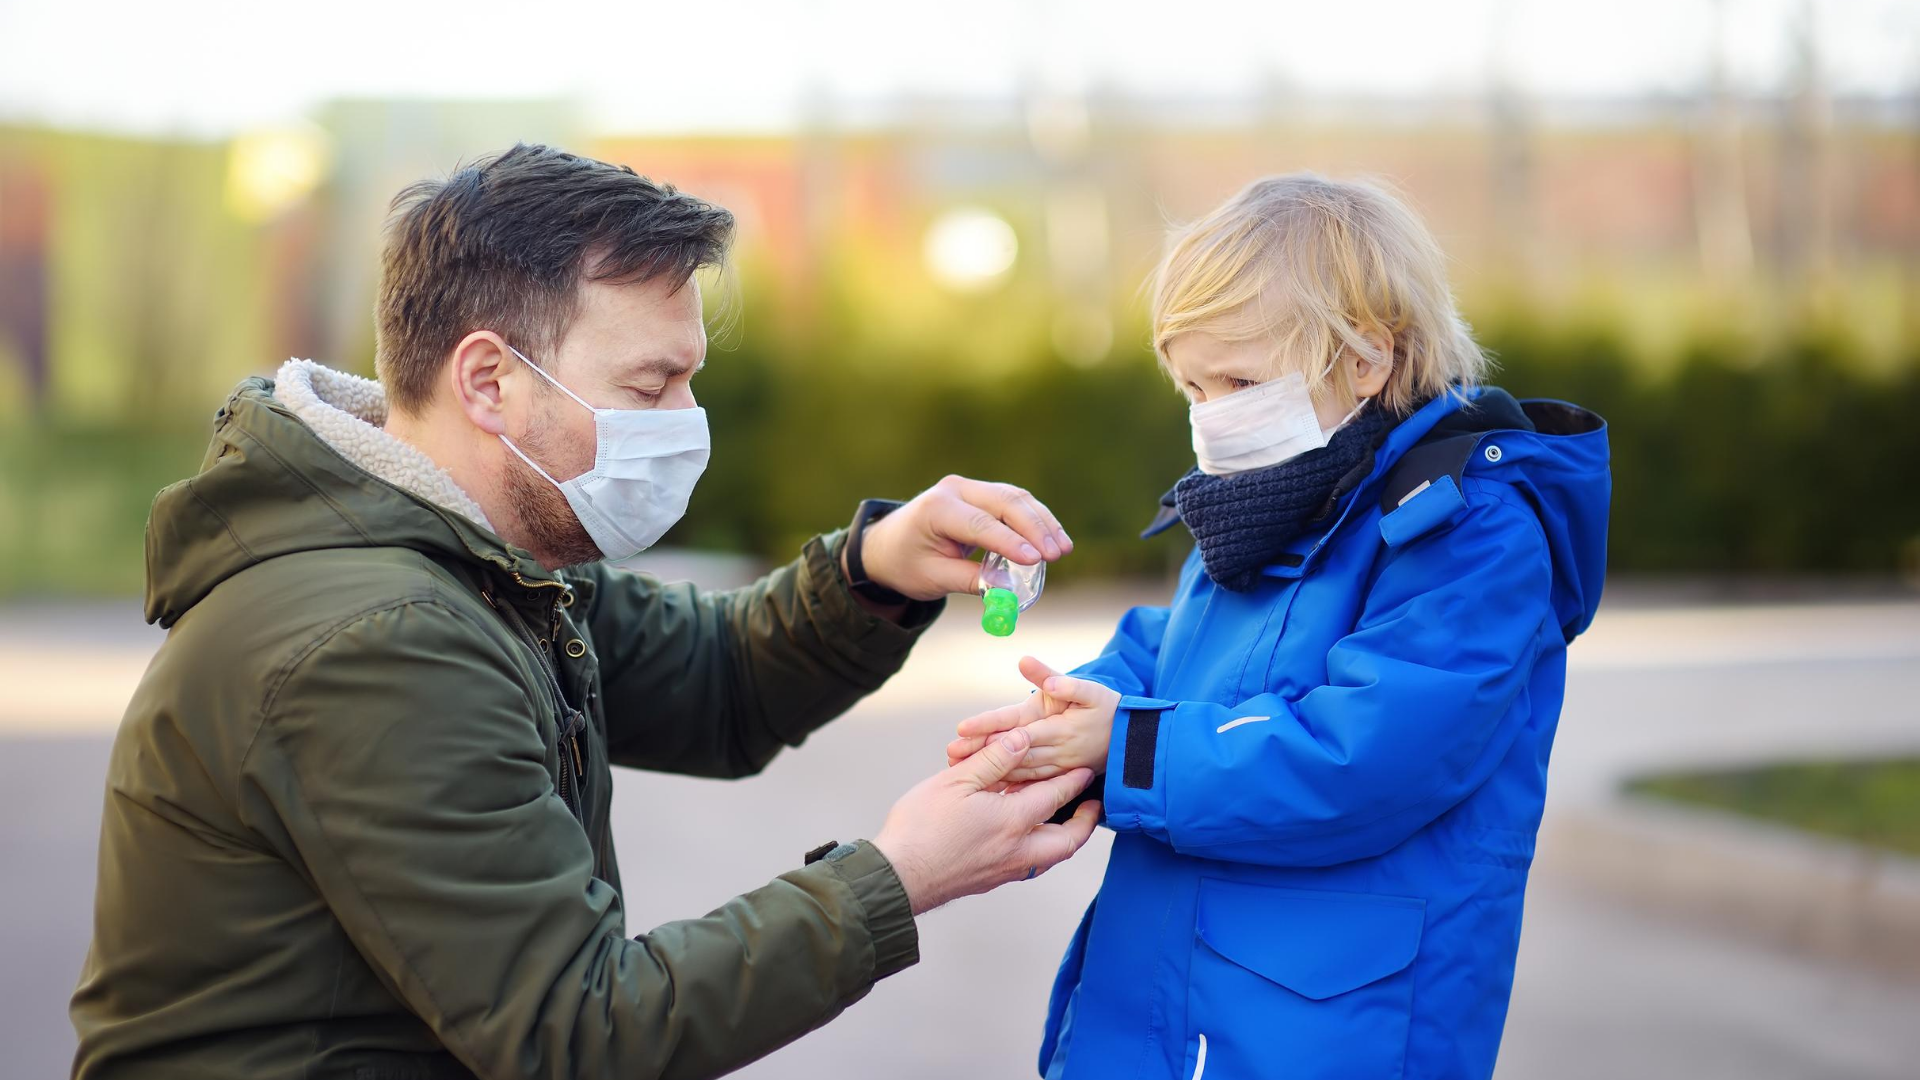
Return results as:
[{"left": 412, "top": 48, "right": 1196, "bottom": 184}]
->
[{"left": 2, "top": 87, "right": 1916, "bottom": 428}]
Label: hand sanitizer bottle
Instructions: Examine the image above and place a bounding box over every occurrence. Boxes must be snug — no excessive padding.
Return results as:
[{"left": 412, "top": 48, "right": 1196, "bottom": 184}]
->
[{"left": 978, "top": 553, "right": 1045, "bottom": 636}]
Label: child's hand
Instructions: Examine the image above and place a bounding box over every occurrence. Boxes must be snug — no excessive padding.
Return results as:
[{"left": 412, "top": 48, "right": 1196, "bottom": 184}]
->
[
  {"left": 946, "top": 656, "right": 1069, "bottom": 766},
  {"left": 948, "top": 658, "right": 1121, "bottom": 783}
]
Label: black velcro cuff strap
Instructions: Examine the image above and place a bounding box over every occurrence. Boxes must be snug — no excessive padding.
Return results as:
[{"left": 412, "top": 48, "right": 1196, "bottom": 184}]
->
[{"left": 1122, "top": 708, "right": 1163, "bottom": 790}]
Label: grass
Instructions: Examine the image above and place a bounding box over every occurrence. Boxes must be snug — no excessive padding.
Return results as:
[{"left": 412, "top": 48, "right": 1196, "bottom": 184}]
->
[{"left": 1629, "top": 759, "right": 1920, "bottom": 857}]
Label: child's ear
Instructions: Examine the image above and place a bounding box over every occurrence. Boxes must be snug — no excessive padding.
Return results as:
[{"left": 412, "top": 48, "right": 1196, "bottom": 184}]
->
[{"left": 1349, "top": 330, "right": 1394, "bottom": 400}]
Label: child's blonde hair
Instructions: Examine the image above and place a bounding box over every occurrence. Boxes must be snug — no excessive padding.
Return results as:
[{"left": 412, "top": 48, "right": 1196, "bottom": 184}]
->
[{"left": 1148, "top": 173, "right": 1488, "bottom": 415}]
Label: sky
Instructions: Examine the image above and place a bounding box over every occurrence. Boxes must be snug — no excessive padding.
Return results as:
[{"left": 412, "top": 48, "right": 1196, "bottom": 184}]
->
[{"left": 1, "top": 0, "right": 1915, "bottom": 138}]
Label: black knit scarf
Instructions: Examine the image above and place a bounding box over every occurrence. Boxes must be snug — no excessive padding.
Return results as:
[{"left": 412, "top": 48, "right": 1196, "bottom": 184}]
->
[{"left": 1175, "top": 405, "right": 1400, "bottom": 592}]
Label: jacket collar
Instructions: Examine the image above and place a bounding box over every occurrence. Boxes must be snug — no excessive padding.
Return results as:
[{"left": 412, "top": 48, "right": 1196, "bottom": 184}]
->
[
  {"left": 144, "top": 373, "right": 561, "bottom": 628},
  {"left": 274, "top": 359, "right": 495, "bottom": 532},
  {"left": 1140, "top": 388, "right": 1495, "bottom": 580}
]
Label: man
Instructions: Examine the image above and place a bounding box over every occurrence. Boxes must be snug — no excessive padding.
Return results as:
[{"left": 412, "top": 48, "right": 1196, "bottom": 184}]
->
[{"left": 71, "top": 143, "right": 1099, "bottom": 1080}]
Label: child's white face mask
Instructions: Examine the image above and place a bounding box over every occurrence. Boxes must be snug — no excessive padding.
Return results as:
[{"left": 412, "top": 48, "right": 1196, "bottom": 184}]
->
[{"left": 1189, "top": 372, "right": 1363, "bottom": 476}]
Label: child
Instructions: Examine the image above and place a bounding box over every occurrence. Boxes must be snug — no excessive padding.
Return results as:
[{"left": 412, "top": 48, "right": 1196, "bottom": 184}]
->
[{"left": 949, "top": 174, "right": 1609, "bottom": 1080}]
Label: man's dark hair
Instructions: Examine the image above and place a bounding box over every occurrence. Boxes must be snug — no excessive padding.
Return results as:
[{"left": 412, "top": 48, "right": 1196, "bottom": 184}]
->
[{"left": 375, "top": 143, "right": 734, "bottom": 413}]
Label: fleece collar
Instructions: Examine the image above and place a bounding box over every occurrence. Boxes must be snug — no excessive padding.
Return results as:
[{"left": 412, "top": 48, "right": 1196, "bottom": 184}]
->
[{"left": 273, "top": 359, "right": 494, "bottom": 532}]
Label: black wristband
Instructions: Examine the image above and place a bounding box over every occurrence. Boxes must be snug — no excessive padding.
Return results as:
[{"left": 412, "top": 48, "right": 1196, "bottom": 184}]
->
[
  {"left": 845, "top": 498, "right": 910, "bottom": 606},
  {"left": 804, "top": 840, "right": 858, "bottom": 865}
]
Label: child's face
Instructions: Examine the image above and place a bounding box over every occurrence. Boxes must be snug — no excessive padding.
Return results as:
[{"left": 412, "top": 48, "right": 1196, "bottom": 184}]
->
[{"left": 1165, "top": 332, "right": 1353, "bottom": 431}]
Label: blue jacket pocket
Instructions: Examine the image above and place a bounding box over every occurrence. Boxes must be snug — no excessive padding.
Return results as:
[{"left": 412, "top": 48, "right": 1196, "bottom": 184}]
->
[{"left": 1186, "top": 880, "right": 1425, "bottom": 1079}]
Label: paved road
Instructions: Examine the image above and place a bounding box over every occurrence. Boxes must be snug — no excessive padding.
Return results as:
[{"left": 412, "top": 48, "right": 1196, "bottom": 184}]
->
[{"left": 4, "top": 594, "right": 1919, "bottom": 1078}]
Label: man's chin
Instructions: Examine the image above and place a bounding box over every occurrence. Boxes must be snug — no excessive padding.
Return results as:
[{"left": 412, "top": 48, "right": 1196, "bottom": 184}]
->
[
  {"left": 502, "top": 464, "right": 605, "bottom": 571},
  {"left": 527, "top": 531, "right": 604, "bottom": 572}
]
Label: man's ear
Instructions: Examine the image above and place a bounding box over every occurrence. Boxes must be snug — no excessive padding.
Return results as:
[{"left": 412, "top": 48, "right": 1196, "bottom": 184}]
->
[
  {"left": 1346, "top": 329, "right": 1394, "bottom": 401},
  {"left": 447, "top": 332, "right": 514, "bottom": 437}
]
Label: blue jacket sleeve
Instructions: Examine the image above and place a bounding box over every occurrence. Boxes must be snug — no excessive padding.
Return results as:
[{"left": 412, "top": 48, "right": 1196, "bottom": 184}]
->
[
  {"left": 1101, "top": 490, "right": 1555, "bottom": 867},
  {"left": 1068, "top": 604, "right": 1170, "bottom": 698}
]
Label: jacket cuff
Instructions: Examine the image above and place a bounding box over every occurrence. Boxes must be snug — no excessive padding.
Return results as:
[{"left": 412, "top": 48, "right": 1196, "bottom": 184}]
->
[
  {"left": 825, "top": 839, "right": 920, "bottom": 982},
  {"left": 1102, "top": 697, "right": 1175, "bottom": 839},
  {"left": 806, "top": 531, "right": 945, "bottom": 649}
]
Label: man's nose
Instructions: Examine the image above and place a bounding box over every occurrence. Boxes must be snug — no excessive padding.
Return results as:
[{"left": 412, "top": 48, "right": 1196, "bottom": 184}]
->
[{"left": 660, "top": 384, "right": 697, "bottom": 411}]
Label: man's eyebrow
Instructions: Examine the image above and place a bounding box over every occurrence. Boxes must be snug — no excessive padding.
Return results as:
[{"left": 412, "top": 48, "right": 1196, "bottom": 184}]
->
[{"left": 628, "top": 356, "right": 705, "bottom": 379}]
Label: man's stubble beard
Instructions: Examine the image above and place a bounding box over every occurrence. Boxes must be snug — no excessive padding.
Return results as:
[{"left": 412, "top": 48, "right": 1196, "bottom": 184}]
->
[{"left": 502, "top": 423, "right": 604, "bottom": 570}]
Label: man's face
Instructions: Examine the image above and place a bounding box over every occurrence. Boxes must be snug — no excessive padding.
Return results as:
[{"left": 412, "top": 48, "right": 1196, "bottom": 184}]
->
[{"left": 504, "top": 274, "right": 708, "bottom": 567}]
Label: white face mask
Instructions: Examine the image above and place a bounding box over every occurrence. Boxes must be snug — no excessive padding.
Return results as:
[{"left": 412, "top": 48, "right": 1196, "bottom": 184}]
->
[
  {"left": 498, "top": 345, "right": 711, "bottom": 568},
  {"left": 1189, "top": 371, "right": 1364, "bottom": 476}
]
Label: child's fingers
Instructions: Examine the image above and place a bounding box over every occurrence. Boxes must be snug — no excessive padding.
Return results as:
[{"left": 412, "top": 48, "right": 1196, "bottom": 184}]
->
[
  {"left": 1039, "top": 675, "right": 1106, "bottom": 707},
  {"left": 946, "top": 735, "right": 988, "bottom": 763},
  {"left": 1018, "top": 655, "right": 1063, "bottom": 693},
  {"left": 955, "top": 699, "right": 1030, "bottom": 738},
  {"left": 1005, "top": 762, "right": 1067, "bottom": 783},
  {"left": 1021, "top": 730, "right": 1067, "bottom": 764}
]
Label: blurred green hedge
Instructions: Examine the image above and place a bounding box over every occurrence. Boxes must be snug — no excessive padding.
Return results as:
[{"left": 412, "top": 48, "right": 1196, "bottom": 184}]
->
[
  {"left": 3, "top": 315, "right": 1917, "bottom": 599},
  {"left": 675, "top": 314, "right": 1920, "bottom": 584},
  {"left": 1479, "top": 317, "right": 1920, "bottom": 576}
]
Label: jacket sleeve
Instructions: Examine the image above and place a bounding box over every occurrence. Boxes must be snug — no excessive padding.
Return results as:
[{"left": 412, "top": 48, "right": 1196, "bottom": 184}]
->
[
  {"left": 1100, "top": 490, "right": 1556, "bottom": 868},
  {"left": 581, "top": 530, "right": 943, "bottom": 778},
  {"left": 1068, "top": 603, "right": 1170, "bottom": 698},
  {"left": 239, "top": 597, "right": 917, "bottom": 1080}
]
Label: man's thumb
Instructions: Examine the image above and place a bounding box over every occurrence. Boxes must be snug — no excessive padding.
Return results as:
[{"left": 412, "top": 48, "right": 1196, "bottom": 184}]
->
[
  {"left": 925, "top": 555, "right": 989, "bottom": 598},
  {"left": 954, "top": 728, "right": 1030, "bottom": 790}
]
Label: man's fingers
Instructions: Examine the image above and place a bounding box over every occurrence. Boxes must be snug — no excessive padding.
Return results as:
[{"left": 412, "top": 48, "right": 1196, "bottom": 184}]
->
[
  {"left": 949, "top": 478, "right": 1067, "bottom": 562},
  {"left": 919, "top": 553, "right": 1001, "bottom": 598},
  {"left": 934, "top": 496, "right": 1044, "bottom": 569},
  {"left": 1004, "top": 763, "right": 1066, "bottom": 783},
  {"left": 1018, "top": 801, "right": 1101, "bottom": 878},
  {"left": 1010, "top": 766, "right": 1093, "bottom": 821},
  {"left": 950, "top": 727, "right": 1031, "bottom": 792}
]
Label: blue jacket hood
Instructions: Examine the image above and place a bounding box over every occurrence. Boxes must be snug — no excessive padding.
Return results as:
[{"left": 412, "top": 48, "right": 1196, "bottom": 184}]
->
[{"left": 1380, "top": 387, "right": 1611, "bottom": 642}]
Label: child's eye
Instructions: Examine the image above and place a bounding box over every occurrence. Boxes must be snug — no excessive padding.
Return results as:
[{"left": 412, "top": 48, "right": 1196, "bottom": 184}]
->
[{"left": 1226, "top": 377, "right": 1259, "bottom": 391}]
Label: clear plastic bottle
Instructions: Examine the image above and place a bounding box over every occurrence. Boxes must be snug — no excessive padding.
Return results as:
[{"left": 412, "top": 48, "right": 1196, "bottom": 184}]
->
[{"left": 977, "top": 552, "right": 1045, "bottom": 636}]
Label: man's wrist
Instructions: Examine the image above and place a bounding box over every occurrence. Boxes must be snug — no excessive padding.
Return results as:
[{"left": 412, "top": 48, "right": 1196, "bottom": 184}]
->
[
  {"left": 839, "top": 544, "right": 910, "bottom": 621},
  {"left": 821, "top": 838, "right": 922, "bottom": 976},
  {"left": 843, "top": 499, "right": 910, "bottom": 608}
]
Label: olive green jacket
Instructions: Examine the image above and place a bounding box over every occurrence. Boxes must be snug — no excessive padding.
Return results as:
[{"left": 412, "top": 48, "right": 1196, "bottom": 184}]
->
[{"left": 71, "top": 376, "right": 937, "bottom": 1080}]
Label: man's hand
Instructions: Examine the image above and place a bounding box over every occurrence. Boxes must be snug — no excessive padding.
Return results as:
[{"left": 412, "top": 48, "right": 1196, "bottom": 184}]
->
[
  {"left": 872, "top": 727, "right": 1101, "bottom": 916},
  {"left": 846, "top": 476, "right": 1072, "bottom": 603},
  {"left": 946, "top": 658, "right": 1121, "bottom": 783}
]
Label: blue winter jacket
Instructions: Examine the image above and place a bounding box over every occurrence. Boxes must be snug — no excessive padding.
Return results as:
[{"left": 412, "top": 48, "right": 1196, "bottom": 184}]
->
[{"left": 1040, "top": 387, "right": 1609, "bottom": 1080}]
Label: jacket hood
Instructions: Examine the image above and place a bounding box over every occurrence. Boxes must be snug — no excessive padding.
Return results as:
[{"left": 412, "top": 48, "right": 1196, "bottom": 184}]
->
[
  {"left": 1379, "top": 387, "right": 1611, "bottom": 643},
  {"left": 144, "top": 372, "right": 556, "bottom": 628}
]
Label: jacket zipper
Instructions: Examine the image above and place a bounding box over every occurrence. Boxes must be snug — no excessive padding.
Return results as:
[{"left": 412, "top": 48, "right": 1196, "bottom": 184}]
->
[{"left": 487, "top": 584, "right": 587, "bottom": 825}]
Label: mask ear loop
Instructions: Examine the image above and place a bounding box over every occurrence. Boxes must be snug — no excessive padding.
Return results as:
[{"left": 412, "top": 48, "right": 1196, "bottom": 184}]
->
[
  {"left": 1326, "top": 341, "right": 1386, "bottom": 435},
  {"left": 505, "top": 343, "right": 598, "bottom": 416},
  {"left": 1333, "top": 397, "right": 1368, "bottom": 430},
  {"left": 497, "top": 342, "right": 595, "bottom": 488},
  {"left": 499, "top": 433, "right": 563, "bottom": 487}
]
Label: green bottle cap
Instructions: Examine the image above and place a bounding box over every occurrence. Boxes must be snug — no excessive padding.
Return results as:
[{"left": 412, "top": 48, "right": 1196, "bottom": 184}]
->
[{"left": 981, "top": 587, "right": 1018, "bottom": 637}]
